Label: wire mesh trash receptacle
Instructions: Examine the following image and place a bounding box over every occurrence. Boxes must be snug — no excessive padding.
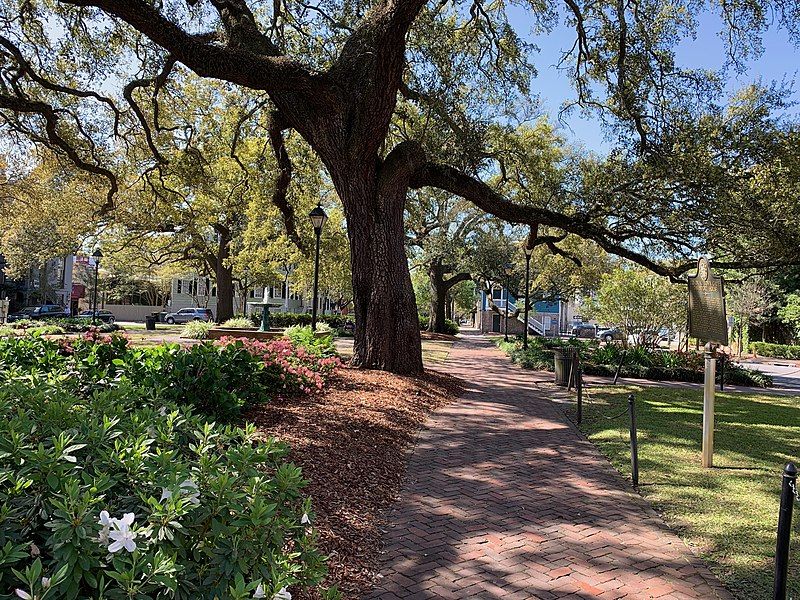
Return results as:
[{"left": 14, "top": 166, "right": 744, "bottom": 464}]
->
[{"left": 553, "top": 347, "right": 577, "bottom": 386}]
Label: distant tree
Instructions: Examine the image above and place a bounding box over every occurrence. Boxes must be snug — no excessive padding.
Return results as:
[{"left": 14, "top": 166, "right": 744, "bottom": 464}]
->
[
  {"left": 778, "top": 294, "right": 800, "bottom": 344},
  {"left": 728, "top": 278, "right": 777, "bottom": 354},
  {"left": 588, "top": 267, "right": 686, "bottom": 347}
]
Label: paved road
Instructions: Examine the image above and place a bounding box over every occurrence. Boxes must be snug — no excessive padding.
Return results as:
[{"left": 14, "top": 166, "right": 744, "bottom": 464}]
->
[
  {"left": 366, "top": 332, "right": 732, "bottom": 600},
  {"left": 735, "top": 360, "right": 800, "bottom": 393}
]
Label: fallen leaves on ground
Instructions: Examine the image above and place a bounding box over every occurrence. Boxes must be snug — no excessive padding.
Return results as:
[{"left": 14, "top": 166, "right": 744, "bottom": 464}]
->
[{"left": 245, "top": 367, "right": 463, "bottom": 599}]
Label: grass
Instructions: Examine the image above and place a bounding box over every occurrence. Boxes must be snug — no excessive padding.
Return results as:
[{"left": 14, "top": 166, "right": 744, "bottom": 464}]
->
[
  {"left": 333, "top": 338, "right": 454, "bottom": 365},
  {"left": 571, "top": 385, "right": 800, "bottom": 599}
]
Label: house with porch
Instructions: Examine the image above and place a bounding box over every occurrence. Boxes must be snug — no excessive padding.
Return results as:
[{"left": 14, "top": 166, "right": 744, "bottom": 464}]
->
[{"left": 476, "top": 285, "right": 577, "bottom": 337}]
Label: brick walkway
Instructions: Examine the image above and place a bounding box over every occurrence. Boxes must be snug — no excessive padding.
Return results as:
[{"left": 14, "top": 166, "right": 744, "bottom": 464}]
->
[{"left": 365, "top": 331, "right": 733, "bottom": 600}]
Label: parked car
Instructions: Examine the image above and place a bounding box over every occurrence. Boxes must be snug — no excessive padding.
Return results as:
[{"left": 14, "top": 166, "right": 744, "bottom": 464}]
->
[
  {"left": 628, "top": 328, "right": 670, "bottom": 347},
  {"left": 570, "top": 323, "right": 597, "bottom": 338},
  {"left": 6, "top": 305, "right": 71, "bottom": 322},
  {"left": 163, "top": 307, "right": 214, "bottom": 324},
  {"left": 76, "top": 309, "right": 116, "bottom": 324},
  {"left": 597, "top": 327, "right": 625, "bottom": 342}
]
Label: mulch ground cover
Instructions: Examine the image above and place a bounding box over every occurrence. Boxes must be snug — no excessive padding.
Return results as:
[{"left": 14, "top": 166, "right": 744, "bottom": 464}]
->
[{"left": 245, "top": 366, "right": 463, "bottom": 599}]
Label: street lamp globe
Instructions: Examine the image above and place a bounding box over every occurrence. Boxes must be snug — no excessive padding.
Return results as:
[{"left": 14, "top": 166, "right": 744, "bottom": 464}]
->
[
  {"left": 524, "top": 246, "right": 533, "bottom": 258},
  {"left": 308, "top": 204, "right": 327, "bottom": 330},
  {"left": 309, "top": 204, "right": 328, "bottom": 233},
  {"left": 92, "top": 248, "right": 104, "bottom": 260}
]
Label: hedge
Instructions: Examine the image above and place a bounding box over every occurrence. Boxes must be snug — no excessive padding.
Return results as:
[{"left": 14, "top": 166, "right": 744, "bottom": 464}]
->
[{"left": 750, "top": 341, "right": 800, "bottom": 360}]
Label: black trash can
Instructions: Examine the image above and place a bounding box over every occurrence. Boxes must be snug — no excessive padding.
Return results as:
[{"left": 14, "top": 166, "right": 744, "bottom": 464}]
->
[
  {"left": 553, "top": 347, "right": 577, "bottom": 386},
  {"left": 145, "top": 315, "right": 157, "bottom": 331}
]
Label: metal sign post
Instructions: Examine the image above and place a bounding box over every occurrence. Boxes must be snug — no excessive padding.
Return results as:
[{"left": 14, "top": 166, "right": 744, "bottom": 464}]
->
[
  {"left": 702, "top": 343, "right": 717, "bottom": 468},
  {"left": 688, "top": 258, "right": 728, "bottom": 469}
]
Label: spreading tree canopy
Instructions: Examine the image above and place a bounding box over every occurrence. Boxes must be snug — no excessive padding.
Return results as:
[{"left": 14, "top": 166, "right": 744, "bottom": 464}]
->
[{"left": 0, "top": 0, "right": 799, "bottom": 372}]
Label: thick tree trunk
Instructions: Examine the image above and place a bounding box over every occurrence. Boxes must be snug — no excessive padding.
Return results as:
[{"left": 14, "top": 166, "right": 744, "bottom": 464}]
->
[
  {"left": 428, "top": 262, "right": 448, "bottom": 334},
  {"left": 428, "top": 260, "right": 470, "bottom": 334},
  {"left": 215, "top": 228, "right": 234, "bottom": 323},
  {"left": 334, "top": 163, "right": 423, "bottom": 375}
]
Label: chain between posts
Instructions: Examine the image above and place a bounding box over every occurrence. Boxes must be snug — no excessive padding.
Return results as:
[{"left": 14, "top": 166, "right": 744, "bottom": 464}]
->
[{"left": 789, "top": 480, "right": 800, "bottom": 503}]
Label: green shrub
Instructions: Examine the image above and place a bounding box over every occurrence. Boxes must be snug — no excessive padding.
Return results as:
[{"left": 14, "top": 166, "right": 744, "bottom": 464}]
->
[
  {"left": 180, "top": 320, "right": 213, "bottom": 339},
  {"left": 10, "top": 318, "right": 118, "bottom": 333},
  {"left": 498, "top": 338, "right": 773, "bottom": 387},
  {"left": 29, "top": 324, "right": 66, "bottom": 336},
  {"left": 418, "top": 315, "right": 430, "bottom": 331},
  {"left": 284, "top": 325, "right": 337, "bottom": 357},
  {"left": 221, "top": 317, "right": 255, "bottom": 329},
  {"left": 750, "top": 341, "right": 800, "bottom": 359},
  {"left": 443, "top": 319, "right": 460, "bottom": 335},
  {"left": 0, "top": 335, "right": 341, "bottom": 420},
  {"left": 0, "top": 379, "right": 332, "bottom": 600}
]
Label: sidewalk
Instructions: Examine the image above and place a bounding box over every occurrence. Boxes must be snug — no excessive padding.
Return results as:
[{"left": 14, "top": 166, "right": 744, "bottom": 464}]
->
[{"left": 365, "top": 331, "right": 733, "bottom": 599}]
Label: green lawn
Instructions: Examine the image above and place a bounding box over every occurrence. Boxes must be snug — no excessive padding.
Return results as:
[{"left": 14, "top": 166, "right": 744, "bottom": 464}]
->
[{"left": 571, "top": 385, "right": 800, "bottom": 599}]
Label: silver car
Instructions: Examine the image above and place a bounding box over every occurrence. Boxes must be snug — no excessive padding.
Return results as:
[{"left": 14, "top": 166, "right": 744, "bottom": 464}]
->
[{"left": 163, "top": 307, "right": 214, "bottom": 324}]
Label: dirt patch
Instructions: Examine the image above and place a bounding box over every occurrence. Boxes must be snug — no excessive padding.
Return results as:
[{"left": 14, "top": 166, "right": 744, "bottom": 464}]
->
[
  {"left": 245, "top": 367, "right": 463, "bottom": 599},
  {"left": 420, "top": 331, "right": 458, "bottom": 341}
]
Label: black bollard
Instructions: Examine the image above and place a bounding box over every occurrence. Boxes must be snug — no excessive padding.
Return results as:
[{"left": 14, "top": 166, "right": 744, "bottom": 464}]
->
[
  {"left": 628, "top": 394, "right": 639, "bottom": 487},
  {"left": 773, "top": 462, "right": 797, "bottom": 600}
]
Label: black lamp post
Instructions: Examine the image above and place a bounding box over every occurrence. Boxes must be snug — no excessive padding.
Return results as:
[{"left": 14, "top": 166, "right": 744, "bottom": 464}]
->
[
  {"left": 503, "top": 262, "right": 514, "bottom": 342},
  {"left": 523, "top": 247, "right": 533, "bottom": 349},
  {"left": 308, "top": 204, "right": 328, "bottom": 330},
  {"left": 91, "top": 248, "right": 103, "bottom": 325}
]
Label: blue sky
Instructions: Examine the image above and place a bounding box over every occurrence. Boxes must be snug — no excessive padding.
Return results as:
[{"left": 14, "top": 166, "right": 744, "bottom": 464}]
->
[{"left": 520, "top": 11, "right": 799, "bottom": 153}]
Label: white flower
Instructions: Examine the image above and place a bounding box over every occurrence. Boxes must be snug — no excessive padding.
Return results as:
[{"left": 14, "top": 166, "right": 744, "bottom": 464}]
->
[
  {"left": 98, "top": 510, "right": 113, "bottom": 528},
  {"left": 158, "top": 406, "right": 168, "bottom": 416},
  {"left": 180, "top": 479, "right": 201, "bottom": 505},
  {"left": 41, "top": 577, "right": 51, "bottom": 589},
  {"left": 14, "top": 590, "right": 32, "bottom": 600},
  {"left": 113, "top": 513, "right": 135, "bottom": 529},
  {"left": 300, "top": 513, "right": 310, "bottom": 525},
  {"left": 273, "top": 587, "right": 291, "bottom": 600},
  {"left": 160, "top": 488, "right": 172, "bottom": 502},
  {"left": 108, "top": 522, "right": 137, "bottom": 553},
  {"left": 253, "top": 583, "right": 266, "bottom": 598}
]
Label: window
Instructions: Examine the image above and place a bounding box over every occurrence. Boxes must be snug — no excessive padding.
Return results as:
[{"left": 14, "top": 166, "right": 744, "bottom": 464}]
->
[
  {"left": 179, "top": 308, "right": 192, "bottom": 314},
  {"left": 249, "top": 289, "right": 255, "bottom": 299},
  {"left": 211, "top": 286, "right": 216, "bottom": 297},
  {"left": 254, "top": 288, "right": 263, "bottom": 299},
  {"left": 177, "top": 280, "right": 182, "bottom": 294}
]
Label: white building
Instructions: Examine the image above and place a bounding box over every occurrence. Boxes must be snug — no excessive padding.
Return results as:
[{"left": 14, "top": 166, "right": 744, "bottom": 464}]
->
[{"left": 169, "top": 276, "right": 307, "bottom": 316}]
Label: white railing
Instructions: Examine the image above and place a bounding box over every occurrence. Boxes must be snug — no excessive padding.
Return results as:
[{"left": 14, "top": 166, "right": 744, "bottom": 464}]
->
[
  {"left": 493, "top": 298, "right": 517, "bottom": 312},
  {"left": 517, "top": 312, "right": 546, "bottom": 336}
]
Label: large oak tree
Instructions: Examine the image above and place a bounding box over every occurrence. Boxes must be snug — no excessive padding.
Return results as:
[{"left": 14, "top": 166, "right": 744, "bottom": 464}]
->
[{"left": 1, "top": 0, "right": 799, "bottom": 373}]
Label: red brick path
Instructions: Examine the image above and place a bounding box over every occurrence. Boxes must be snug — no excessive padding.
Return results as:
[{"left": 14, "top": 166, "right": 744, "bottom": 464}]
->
[{"left": 365, "top": 332, "right": 733, "bottom": 599}]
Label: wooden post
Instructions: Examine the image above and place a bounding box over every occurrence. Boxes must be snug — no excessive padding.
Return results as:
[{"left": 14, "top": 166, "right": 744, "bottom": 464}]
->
[{"left": 702, "top": 343, "right": 717, "bottom": 468}]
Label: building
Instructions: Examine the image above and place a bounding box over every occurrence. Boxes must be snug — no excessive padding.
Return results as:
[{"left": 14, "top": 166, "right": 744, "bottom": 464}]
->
[
  {"left": 0, "top": 254, "right": 76, "bottom": 313},
  {"left": 475, "top": 285, "right": 577, "bottom": 336},
  {"left": 168, "top": 276, "right": 308, "bottom": 317}
]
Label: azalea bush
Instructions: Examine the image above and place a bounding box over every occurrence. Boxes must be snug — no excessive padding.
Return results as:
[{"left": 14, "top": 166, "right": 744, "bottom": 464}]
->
[
  {"left": 0, "top": 378, "right": 338, "bottom": 600},
  {"left": 283, "top": 325, "right": 337, "bottom": 358},
  {"left": 0, "top": 334, "right": 341, "bottom": 420}
]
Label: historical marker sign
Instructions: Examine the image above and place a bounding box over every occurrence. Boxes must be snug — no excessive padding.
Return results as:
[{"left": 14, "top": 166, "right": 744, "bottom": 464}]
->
[{"left": 688, "top": 257, "right": 728, "bottom": 346}]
